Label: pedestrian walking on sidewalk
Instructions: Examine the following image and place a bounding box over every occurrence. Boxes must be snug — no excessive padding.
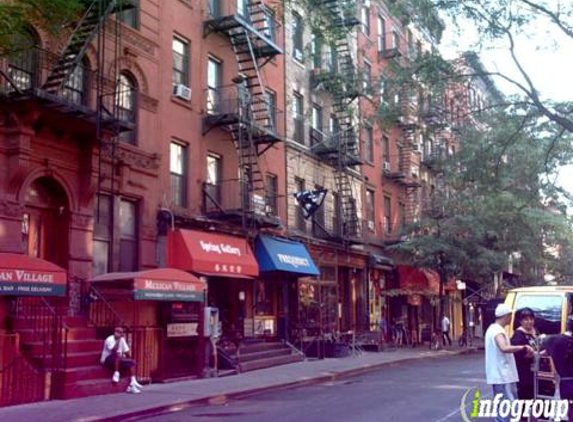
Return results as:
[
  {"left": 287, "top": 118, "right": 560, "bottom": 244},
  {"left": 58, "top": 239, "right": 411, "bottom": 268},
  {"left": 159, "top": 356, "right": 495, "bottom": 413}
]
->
[
  {"left": 441, "top": 315, "right": 451, "bottom": 347},
  {"left": 485, "top": 304, "right": 534, "bottom": 422},
  {"left": 101, "top": 327, "right": 144, "bottom": 394},
  {"left": 510, "top": 307, "right": 537, "bottom": 400}
]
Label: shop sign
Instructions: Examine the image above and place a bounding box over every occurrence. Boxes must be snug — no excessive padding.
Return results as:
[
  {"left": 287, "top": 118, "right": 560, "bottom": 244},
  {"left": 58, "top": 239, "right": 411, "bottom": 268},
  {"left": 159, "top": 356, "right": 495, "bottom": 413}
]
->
[
  {"left": 167, "top": 323, "right": 198, "bottom": 337},
  {"left": 0, "top": 269, "right": 66, "bottom": 296},
  {"left": 199, "top": 241, "right": 242, "bottom": 257},
  {"left": 134, "top": 279, "right": 205, "bottom": 302}
]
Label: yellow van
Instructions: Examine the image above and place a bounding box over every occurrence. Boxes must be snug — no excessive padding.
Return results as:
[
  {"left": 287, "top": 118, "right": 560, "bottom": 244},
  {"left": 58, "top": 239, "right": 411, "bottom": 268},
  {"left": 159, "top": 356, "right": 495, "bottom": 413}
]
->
[{"left": 504, "top": 286, "right": 573, "bottom": 337}]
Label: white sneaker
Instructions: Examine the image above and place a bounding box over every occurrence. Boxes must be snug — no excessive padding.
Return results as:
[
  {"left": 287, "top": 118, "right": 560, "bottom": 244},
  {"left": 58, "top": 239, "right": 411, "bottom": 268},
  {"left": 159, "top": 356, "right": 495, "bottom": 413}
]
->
[
  {"left": 112, "top": 371, "right": 120, "bottom": 383},
  {"left": 126, "top": 385, "right": 141, "bottom": 394},
  {"left": 131, "top": 380, "right": 144, "bottom": 389}
]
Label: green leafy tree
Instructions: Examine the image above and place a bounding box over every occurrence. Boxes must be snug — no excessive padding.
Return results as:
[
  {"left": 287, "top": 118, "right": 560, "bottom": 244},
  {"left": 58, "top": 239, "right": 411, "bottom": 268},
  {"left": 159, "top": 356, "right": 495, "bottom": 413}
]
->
[{"left": 0, "top": 0, "right": 87, "bottom": 55}]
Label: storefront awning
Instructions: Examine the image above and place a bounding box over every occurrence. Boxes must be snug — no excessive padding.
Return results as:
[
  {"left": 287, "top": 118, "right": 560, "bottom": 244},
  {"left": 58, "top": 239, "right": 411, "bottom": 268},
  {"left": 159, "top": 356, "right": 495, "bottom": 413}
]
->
[
  {"left": 397, "top": 265, "right": 440, "bottom": 295},
  {"left": 168, "top": 229, "right": 259, "bottom": 279},
  {"left": 0, "top": 253, "right": 67, "bottom": 296},
  {"left": 255, "top": 235, "right": 320, "bottom": 276},
  {"left": 90, "top": 268, "right": 206, "bottom": 302}
]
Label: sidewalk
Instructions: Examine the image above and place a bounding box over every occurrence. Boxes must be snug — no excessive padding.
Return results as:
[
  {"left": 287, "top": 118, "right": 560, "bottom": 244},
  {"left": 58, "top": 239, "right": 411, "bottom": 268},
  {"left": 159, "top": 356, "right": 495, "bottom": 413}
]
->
[{"left": 0, "top": 345, "right": 479, "bottom": 422}]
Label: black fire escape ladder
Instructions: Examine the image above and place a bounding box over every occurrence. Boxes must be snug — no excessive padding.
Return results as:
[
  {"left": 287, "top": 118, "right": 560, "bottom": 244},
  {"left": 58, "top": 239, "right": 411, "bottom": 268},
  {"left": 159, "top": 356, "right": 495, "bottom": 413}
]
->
[
  {"left": 42, "top": 0, "right": 129, "bottom": 94},
  {"left": 227, "top": 8, "right": 270, "bottom": 229},
  {"left": 324, "top": 0, "right": 361, "bottom": 241}
]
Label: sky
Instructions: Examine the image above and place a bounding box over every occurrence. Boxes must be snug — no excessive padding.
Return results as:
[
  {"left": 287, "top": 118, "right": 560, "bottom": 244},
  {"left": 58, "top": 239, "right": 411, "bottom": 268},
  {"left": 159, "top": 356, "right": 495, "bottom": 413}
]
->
[{"left": 439, "top": 9, "right": 573, "bottom": 194}]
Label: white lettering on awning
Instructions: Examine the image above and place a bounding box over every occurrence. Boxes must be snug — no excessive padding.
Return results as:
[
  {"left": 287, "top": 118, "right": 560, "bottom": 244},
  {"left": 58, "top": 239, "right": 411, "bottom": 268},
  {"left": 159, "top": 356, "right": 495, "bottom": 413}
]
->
[
  {"left": 199, "top": 241, "right": 242, "bottom": 256},
  {"left": 277, "top": 254, "right": 310, "bottom": 268}
]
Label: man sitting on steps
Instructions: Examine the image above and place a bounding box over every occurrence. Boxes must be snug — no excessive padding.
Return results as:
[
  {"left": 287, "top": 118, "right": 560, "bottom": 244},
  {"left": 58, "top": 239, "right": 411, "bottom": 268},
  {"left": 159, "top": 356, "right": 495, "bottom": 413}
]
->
[{"left": 100, "top": 326, "right": 143, "bottom": 394}]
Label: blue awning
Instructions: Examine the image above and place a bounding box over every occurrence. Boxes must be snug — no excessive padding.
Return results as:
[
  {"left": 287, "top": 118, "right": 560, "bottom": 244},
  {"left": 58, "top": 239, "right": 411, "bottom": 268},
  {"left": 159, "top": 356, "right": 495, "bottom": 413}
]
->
[{"left": 255, "top": 235, "right": 320, "bottom": 276}]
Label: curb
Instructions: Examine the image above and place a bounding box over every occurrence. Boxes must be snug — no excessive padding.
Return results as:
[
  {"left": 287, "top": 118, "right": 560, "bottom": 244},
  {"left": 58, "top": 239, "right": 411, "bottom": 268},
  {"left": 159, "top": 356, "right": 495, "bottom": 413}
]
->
[{"left": 96, "top": 347, "right": 478, "bottom": 422}]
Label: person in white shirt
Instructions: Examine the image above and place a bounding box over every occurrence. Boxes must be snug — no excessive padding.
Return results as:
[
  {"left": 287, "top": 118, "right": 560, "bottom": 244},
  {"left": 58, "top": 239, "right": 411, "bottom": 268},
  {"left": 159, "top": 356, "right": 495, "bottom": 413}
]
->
[
  {"left": 484, "top": 304, "right": 534, "bottom": 422},
  {"left": 441, "top": 315, "right": 451, "bottom": 346},
  {"left": 100, "top": 327, "right": 143, "bottom": 394}
]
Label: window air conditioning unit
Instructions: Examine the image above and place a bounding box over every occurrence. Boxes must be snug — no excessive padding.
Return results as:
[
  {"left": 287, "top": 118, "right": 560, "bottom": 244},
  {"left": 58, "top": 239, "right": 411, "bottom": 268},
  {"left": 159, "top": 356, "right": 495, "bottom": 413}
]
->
[
  {"left": 294, "top": 49, "right": 304, "bottom": 62},
  {"left": 367, "top": 220, "right": 375, "bottom": 231},
  {"left": 173, "top": 84, "right": 192, "bottom": 101},
  {"left": 412, "top": 143, "right": 421, "bottom": 152},
  {"left": 383, "top": 161, "right": 391, "bottom": 172},
  {"left": 411, "top": 167, "right": 419, "bottom": 178}
]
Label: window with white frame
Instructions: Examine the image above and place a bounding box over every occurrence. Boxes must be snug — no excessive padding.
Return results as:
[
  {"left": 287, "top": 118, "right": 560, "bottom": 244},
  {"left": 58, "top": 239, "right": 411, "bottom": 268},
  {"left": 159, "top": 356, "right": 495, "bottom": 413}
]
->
[
  {"left": 170, "top": 141, "right": 187, "bottom": 207},
  {"left": 172, "top": 36, "right": 190, "bottom": 86}
]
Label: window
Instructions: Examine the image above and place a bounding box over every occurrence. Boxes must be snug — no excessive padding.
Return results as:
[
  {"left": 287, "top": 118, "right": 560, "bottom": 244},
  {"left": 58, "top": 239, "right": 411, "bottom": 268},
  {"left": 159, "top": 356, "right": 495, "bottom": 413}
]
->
[
  {"left": 329, "top": 114, "right": 340, "bottom": 143},
  {"left": 399, "top": 202, "right": 406, "bottom": 230},
  {"left": 117, "top": 0, "right": 139, "bottom": 29},
  {"left": 333, "top": 193, "right": 341, "bottom": 236},
  {"left": 8, "top": 31, "right": 39, "bottom": 91},
  {"left": 116, "top": 72, "right": 137, "bottom": 144},
  {"left": 361, "top": 4, "right": 370, "bottom": 36},
  {"left": 366, "top": 189, "right": 375, "bottom": 231},
  {"left": 237, "top": 0, "right": 248, "bottom": 17},
  {"left": 266, "top": 173, "right": 278, "bottom": 215},
  {"left": 170, "top": 141, "right": 187, "bottom": 207},
  {"left": 311, "top": 33, "right": 322, "bottom": 69},
  {"left": 63, "top": 60, "right": 87, "bottom": 105},
  {"left": 172, "top": 36, "right": 190, "bottom": 86},
  {"left": 263, "top": 7, "right": 276, "bottom": 41},
  {"left": 208, "top": 0, "right": 221, "bottom": 17},
  {"left": 293, "top": 92, "right": 305, "bottom": 144},
  {"left": 416, "top": 40, "right": 423, "bottom": 58},
  {"left": 377, "top": 16, "right": 386, "bottom": 52},
  {"left": 292, "top": 13, "right": 304, "bottom": 61},
  {"left": 207, "top": 57, "right": 222, "bottom": 113},
  {"left": 295, "top": 177, "right": 306, "bottom": 232},
  {"left": 363, "top": 61, "right": 372, "bottom": 96},
  {"left": 392, "top": 30, "right": 400, "bottom": 50},
  {"left": 119, "top": 199, "right": 138, "bottom": 272},
  {"left": 397, "top": 144, "right": 403, "bottom": 171},
  {"left": 364, "top": 125, "right": 373, "bottom": 163},
  {"left": 311, "top": 104, "right": 323, "bottom": 145},
  {"left": 205, "top": 153, "right": 221, "bottom": 211},
  {"left": 382, "top": 135, "right": 390, "bottom": 165},
  {"left": 93, "top": 195, "right": 138, "bottom": 273},
  {"left": 93, "top": 195, "right": 112, "bottom": 276},
  {"left": 514, "top": 295, "right": 563, "bottom": 335},
  {"left": 407, "top": 30, "right": 413, "bottom": 55},
  {"left": 326, "top": 44, "right": 338, "bottom": 73},
  {"left": 384, "top": 196, "right": 392, "bottom": 234},
  {"left": 266, "top": 90, "right": 277, "bottom": 131},
  {"left": 379, "top": 77, "right": 387, "bottom": 102}
]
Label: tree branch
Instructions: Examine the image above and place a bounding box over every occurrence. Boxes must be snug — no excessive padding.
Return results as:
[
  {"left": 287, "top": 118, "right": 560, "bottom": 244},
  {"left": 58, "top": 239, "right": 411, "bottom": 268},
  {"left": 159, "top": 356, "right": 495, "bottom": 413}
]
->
[{"left": 518, "top": 0, "right": 573, "bottom": 39}]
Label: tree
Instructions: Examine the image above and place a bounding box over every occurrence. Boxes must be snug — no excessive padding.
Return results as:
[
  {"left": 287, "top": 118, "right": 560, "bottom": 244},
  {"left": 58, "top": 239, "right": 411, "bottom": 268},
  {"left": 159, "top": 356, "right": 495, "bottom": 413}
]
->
[
  {"left": 389, "top": 0, "right": 573, "bottom": 134},
  {"left": 389, "top": 105, "right": 573, "bottom": 301},
  {"left": 0, "top": 0, "right": 88, "bottom": 55}
]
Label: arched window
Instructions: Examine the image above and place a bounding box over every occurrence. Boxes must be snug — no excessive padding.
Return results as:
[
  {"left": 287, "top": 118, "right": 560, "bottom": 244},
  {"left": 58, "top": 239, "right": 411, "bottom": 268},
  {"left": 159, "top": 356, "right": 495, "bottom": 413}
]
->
[
  {"left": 115, "top": 72, "right": 137, "bottom": 144},
  {"left": 62, "top": 58, "right": 88, "bottom": 105},
  {"left": 8, "top": 30, "right": 39, "bottom": 91}
]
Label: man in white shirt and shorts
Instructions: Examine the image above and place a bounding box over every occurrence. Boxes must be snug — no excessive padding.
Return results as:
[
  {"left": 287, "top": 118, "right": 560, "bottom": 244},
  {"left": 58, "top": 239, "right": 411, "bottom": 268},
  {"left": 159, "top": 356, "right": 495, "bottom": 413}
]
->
[
  {"left": 484, "top": 304, "right": 534, "bottom": 422},
  {"left": 101, "top": 327, "right": 144, "bottom": 394}
]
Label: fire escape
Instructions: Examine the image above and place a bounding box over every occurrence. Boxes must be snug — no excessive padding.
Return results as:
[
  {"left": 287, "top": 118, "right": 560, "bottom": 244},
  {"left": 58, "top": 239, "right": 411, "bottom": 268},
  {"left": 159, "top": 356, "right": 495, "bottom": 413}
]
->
[
  {"left": 378, "top": 36, "right": 422, "bottom": 225},
  {"left": 309, "top": 0, "right": 362, "bottom": 244},
  {"left": 0, "top": 0, "right": 136, "bottom": 196},
  {"left": 203, "top": 0, "right": 283, "bottom": 231}
]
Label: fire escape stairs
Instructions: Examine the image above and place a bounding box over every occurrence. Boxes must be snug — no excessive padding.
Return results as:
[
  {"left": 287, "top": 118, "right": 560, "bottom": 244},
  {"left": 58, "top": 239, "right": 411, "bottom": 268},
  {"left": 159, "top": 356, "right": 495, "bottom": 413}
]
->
[{"left": 42, "top": 0, "right": 130, "bottom": 94}]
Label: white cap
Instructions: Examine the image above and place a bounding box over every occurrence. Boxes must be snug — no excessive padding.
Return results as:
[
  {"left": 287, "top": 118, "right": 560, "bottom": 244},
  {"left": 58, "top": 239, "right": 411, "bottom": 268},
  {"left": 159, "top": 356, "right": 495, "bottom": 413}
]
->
[{"left": 495, "top": 303, "right": 513, "bottom": 318}]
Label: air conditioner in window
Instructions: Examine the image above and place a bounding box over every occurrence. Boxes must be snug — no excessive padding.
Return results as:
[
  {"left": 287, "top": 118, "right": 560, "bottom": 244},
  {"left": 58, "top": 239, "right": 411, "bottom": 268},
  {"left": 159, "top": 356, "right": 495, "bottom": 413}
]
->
[
  {"left": 411, "top": 167, "right": 419, "bottom": 178},
  {"left": 383, "top": 161, "right": 391, "bottom": 172},
  {"left": 412, "top": 143, "right": 421, "bottom": 153},
  {"left": 367, "top": 220, "right": 375, "bottom": 231},
  {"left": 173, "top": 84, "right": 192, "bottom": 101},
  {"left": 294, "top": 49, "right": 304, "bottom": 62}
]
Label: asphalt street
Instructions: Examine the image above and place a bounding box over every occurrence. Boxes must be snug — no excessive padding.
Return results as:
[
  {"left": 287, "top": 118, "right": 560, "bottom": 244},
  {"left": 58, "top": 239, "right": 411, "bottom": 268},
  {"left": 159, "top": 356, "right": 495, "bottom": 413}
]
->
[{"left": 133, "top": 351, "right": 488, "bottom": 422}]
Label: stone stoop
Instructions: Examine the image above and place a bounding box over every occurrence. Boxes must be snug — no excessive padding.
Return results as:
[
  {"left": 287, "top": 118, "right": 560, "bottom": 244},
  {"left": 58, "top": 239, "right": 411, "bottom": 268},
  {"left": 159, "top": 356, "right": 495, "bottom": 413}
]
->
[{"left": 234, "top": 341, "right": 304, "bottom": 373}]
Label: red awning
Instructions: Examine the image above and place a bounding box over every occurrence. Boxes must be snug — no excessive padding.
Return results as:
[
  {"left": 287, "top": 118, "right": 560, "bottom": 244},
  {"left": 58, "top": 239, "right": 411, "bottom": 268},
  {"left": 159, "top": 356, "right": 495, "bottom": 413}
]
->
[
  {"left": 397, "top": 265, "right": 440, "bottom": 295},
  {"left": 0, "top": 253, "right": 67, "bottom": 296},
  {"left": 168, "top": 229, "right": 259, "bottom": 279},
  {"left": 90, "top": 268, "right": 206, "bottom": 302}
]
